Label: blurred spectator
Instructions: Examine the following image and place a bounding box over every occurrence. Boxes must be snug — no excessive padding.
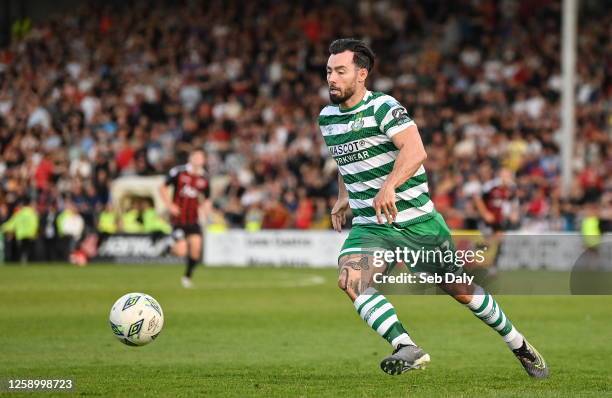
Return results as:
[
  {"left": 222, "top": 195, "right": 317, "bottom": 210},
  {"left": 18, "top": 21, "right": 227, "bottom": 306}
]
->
[
  {"left": 39, "top": 200, "right": 60, "bottom": 261},
  {"left": 142, "top": 201, "right": 171, "bottom": 234},
  {"left": 1, "top": 197, "right": 38, "bottom": 262},
  {"left": 97, "top": 203, "right": 118, "bottom": 235},
  {"left": 262, "top": 198, "right": 291, "bottom": 229},
  {"left": 56, "top": 198, "right": 85, "bottom": 259},
  {"left": 581, "top": 201, "right": 602, "bottom": 250},
  {"left": 120, "top": 201, "right": 144, "bottom": 234}
]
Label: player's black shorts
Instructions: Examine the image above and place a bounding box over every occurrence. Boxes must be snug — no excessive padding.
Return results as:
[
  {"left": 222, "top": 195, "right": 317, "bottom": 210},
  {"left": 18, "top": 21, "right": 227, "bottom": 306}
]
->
[
  {"left": 172, "top": 223, "right": 202, "bottom": 240},
  {"left": 481, "top": 221, "right": 513, "bottom": 234},
  {"left": 486, "top": 222, "right": 504, "bottom": 233}
]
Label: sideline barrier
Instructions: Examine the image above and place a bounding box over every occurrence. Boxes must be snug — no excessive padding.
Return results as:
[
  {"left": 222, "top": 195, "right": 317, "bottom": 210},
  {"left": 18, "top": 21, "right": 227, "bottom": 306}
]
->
[
  {"left": 204, "top": 229, "right": 347, "bottom": 267},
  {"left": 85, "top": 230, "right": 611, "bottom": 270},
  {"left": 94, "top": 233, "right": 179, "bottom": 264},
  {"left": 204, "top": 230, "right": 612, "bottom": 270}
]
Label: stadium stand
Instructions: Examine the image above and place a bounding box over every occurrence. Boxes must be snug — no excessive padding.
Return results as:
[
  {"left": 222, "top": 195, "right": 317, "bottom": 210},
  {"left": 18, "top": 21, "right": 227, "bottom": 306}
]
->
[{"left": 0, "top": 1, "right": 610, "bottom": 259}]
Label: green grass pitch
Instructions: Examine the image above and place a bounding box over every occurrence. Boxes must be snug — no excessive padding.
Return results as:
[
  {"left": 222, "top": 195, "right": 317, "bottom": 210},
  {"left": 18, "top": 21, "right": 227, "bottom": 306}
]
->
[{"left": 0, "top": 264, "right": 611, "bottom": 397}]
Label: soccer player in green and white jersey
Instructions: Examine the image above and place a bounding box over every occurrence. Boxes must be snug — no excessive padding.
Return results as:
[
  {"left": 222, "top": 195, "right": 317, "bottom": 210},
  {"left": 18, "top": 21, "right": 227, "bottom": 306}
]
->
[{"left": 318, "top": 38, "right": 549, "bottom": 378}]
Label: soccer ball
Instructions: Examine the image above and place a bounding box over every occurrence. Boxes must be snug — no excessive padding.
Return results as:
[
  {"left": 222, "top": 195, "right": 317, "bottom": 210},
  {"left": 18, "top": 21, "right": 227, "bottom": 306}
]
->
[{"left": 109, "top": 293, "right": 164, "bottom": 346}]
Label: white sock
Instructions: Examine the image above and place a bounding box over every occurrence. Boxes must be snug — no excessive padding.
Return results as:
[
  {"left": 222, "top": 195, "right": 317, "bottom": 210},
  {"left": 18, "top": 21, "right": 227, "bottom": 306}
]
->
[{"left": 467, "top": 286, "right": 524, "bottom": 350}]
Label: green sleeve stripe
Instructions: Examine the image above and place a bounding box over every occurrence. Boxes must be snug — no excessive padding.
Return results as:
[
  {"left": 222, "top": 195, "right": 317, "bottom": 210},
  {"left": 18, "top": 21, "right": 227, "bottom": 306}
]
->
[
  {"left": 351, "top": 193, "right": 431, "bottom": 218},
  {"left": 348, "top": 174, "right": 427, "bottom": 200},
  {"left": 383, "top": 116, "right": 414, "bottom": 134},
  {"left": 374, "top": 102, "right": 392, "bottom": 125}
]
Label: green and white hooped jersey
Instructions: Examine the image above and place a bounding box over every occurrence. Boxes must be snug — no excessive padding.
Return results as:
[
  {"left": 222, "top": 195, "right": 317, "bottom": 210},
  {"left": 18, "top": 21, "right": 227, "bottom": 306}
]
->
[{"left": 318, "top": 90, "right": 435, "bottom": 226}]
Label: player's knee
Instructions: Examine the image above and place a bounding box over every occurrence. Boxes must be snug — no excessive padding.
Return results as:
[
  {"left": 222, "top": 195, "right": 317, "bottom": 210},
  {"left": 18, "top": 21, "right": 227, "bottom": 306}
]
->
[
  {"left": 452, "top": 294, "right": 472, "bottom": 304},
  {"left": 174, "top": 242, "right": 187, "bottom": 257},
  {"left": 338, "top": 255, "right": 366, "bottom": 299},
  {"left": 191, "top": 242, "right": 202, "bottom": 251},
  {"left": 188, "top": 248, "right": 201, "bottom": 260},
  {"left": 337, "top": 267, "right": 349, "bottom": 291},
  {"left": 438, "top": 281, "right": 474, "bottom": 304},
  {"left": 188, "top": 234, "right": 202, "bottom": 245},
  {"left": 337, "top": 272, "right": 361, "bottom": 300}
]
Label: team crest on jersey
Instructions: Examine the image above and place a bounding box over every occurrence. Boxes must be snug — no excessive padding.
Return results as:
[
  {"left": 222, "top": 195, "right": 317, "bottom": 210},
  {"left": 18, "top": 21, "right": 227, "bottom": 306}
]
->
[
  {"left": 350, "top": 113, "right": 364, "bottom": 131},
  {"left": 180, "top": 185, "right": 199, "bottom": 198}
]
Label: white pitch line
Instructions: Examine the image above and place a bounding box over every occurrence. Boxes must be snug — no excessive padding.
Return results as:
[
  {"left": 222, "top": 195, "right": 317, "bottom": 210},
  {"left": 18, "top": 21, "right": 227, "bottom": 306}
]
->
[
  {"left": 0, "top": 274, "right": 328, "bottom": 291},
  {"left": 203, "top": 274, "right": 327, "bottom": 289}
]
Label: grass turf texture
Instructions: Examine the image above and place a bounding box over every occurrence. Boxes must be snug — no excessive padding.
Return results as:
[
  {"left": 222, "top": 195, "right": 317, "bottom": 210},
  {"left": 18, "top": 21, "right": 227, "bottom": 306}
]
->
[{"left": 0, "top": 264, "right": 610, "bottom": 397}]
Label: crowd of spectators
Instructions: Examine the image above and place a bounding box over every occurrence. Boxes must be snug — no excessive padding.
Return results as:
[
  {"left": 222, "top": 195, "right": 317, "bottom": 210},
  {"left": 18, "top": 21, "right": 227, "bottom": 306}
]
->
[{"left": 0, "top": 0, "right": 610, "bottom": 244}]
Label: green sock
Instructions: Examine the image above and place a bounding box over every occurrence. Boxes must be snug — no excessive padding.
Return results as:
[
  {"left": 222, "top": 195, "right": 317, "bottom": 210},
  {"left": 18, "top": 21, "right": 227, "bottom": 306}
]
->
[{"left": 354, "top": 288, "right": 415, "bottom": 349}]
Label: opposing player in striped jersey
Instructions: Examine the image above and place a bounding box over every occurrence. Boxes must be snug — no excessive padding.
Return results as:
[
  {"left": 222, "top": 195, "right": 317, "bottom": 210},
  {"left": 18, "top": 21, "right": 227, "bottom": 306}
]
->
[
  {"left": 318, "top": 38, "right": 548, "bottom": 377},
  {"left": 159, "top": 149, "right": 212, "bottom": 288}
]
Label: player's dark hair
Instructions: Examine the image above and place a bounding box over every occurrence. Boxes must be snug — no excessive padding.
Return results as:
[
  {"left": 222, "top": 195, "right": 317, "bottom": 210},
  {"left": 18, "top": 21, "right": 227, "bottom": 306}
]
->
[{"left": 329, "top": 38, "right": 375, "bottom": 72}]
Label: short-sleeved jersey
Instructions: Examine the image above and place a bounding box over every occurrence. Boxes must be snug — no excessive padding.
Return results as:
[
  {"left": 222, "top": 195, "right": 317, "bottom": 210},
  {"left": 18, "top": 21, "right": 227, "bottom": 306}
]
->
[
  {"left": 318, "top": 90, "right": 435, "bottom": 226},
  {"left": 165, "top": 164, "right": 209, "bottom": 225}
]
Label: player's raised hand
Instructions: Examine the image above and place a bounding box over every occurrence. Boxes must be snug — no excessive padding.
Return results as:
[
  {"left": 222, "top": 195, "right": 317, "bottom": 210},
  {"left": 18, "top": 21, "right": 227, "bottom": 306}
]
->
[
  {"left": 331, "top": 196, "right": 349, "bottom": 232},
  {"left": 373, "top": 185, "right": 397, "bottom": 224}
]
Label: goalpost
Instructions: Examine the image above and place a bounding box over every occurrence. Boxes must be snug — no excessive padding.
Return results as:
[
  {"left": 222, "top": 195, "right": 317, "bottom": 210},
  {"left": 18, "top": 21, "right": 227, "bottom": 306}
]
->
[{"left": 561, "top": 0, "right": 577, "bottom": 197}]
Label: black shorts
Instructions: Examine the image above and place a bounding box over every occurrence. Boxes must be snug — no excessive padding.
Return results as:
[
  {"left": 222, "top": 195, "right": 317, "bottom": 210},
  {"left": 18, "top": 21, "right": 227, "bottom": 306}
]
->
[
  {"left": 487, "top": 222, "right": 504, "bottom": 233},
  {"left": 172, "top": 224, "right": 202, "bottom": 240},
  {"left": 481, "top": 221, "right": 509, "bottom": 235}
]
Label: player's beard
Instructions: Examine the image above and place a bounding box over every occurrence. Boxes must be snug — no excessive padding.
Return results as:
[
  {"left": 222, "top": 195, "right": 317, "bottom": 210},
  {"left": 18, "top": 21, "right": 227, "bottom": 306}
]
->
[{"left": 329, "top": 82, "right": 356, "bottom": 105}]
